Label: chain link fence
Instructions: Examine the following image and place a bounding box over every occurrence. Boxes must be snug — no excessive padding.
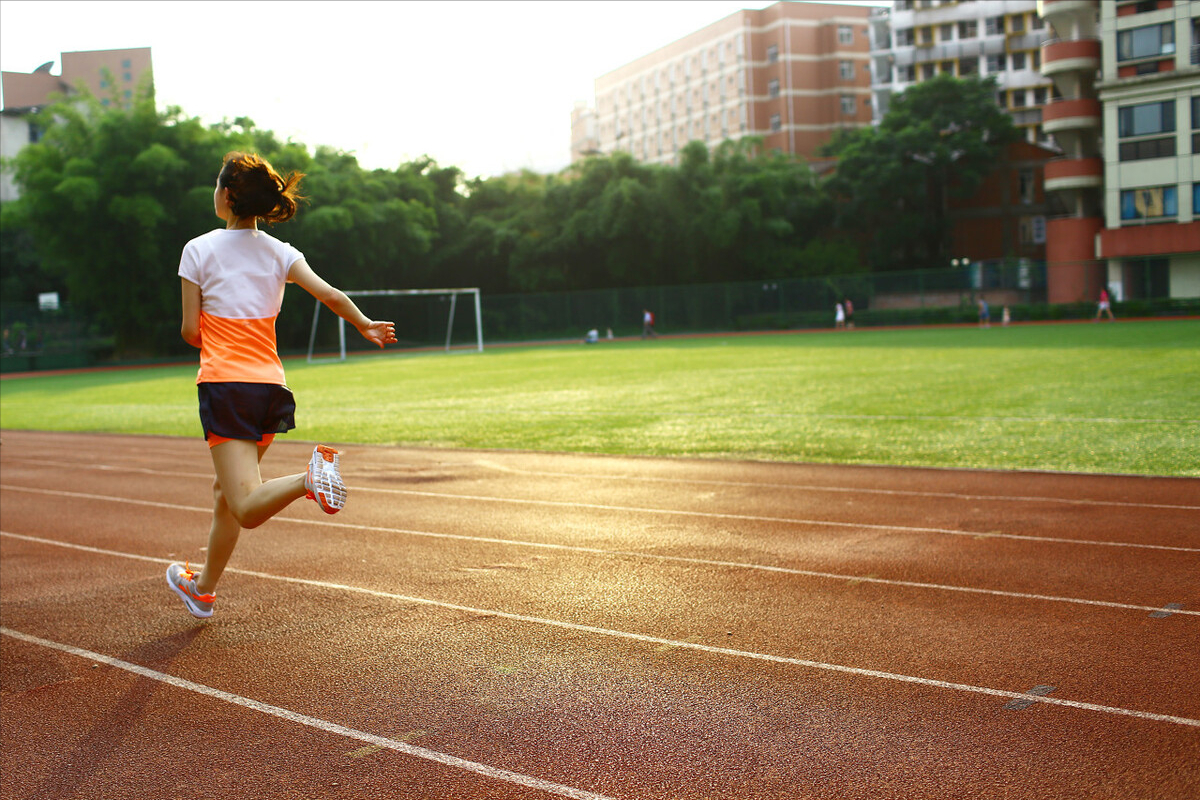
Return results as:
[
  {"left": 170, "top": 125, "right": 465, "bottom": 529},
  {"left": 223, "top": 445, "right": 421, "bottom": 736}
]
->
[{"left": 4, "top": 260, "right": 1197, "bottom": 372}]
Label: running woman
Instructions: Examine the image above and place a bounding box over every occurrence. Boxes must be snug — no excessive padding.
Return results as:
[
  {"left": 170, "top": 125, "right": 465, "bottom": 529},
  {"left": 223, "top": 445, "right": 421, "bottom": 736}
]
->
[{"left": 167, "top": 152, "right": 396, "bottom": 619}]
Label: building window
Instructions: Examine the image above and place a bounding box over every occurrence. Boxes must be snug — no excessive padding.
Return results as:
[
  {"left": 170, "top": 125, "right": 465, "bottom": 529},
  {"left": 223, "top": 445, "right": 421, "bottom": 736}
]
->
[
  {"left": 960, "top": 57, "right": 978, "bottom": 76},
  {"left": 1194, "top": 183, "right": 1200, "bottom": 214},
  {"left": 122, "top": 59, "right": 131, "bottom": 68},
  {"left": 768, "top": 78, "right": 780, "bottom": 98},
  {"left": 985, "top": 16, "right": 1004, "bottom": 36},
  {"left": 987, "top": 54, "right": 1005, "bottom": 73},
  {"left": 1117, "top": 24, "right": 1175, "bottom": 62},
  {"left": 1011, "top": 51, "right": 1027, "bottom": 70},
  {"left": 1019, "top": 169, "right": 1035, "bottom": 204},
  {"left": 770, "top": 114, "right": 782, "bottom": 132},
  {"left": 841, "top": 95, "right": 856, "bottom": 115},
  {"left": 958, "top": 20, "right": 977, "bottom": 39},
  {"left": 1009, "top": 14, "right": 1025, "bottom": 33},
  {"left": 918, "top": 26, "right": 934, "bottom": 46},
  {"left": 1119, "top": 100, "right": 1175, "bottom": 137},
  {"left": 840, "top": 60, "right": 854, "bottom": 80},
  {"left": 896, "top": 28, "right": 914, "bottom": 46},
  {"left": 1192, "top": 96, "right": 1200, "bottom": 152},
  {"left": 897, "top": 64, "right": 915, "bottom": 82},
  {"left": 940, "top": 24, "right": 954, "bottom": 42},
  {"left": 1120, "top": 186, "right": 1178, "bottom": 221},
  {"left": 767, "top": 44, "right": 778, "bottom": 63},
  {"left": 839, "top": 25, "right": 853, "bottom": 44}
]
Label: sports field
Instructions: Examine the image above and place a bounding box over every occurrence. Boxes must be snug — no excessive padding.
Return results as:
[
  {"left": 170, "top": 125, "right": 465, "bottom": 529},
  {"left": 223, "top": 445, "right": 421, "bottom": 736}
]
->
[
  {"left": 1, "top": 319, "right": 1197, "bottom": 476},
  {"left": 2, "top": 319, "right": 1198, "bottom": 799}
]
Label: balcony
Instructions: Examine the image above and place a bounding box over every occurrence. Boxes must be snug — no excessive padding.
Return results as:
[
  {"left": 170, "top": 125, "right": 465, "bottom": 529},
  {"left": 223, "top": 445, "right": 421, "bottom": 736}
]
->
[
  {"left": 1041, "top": 38, "right": 1101, "bottom": 77},
  {"left": 1042, "top": 97, "right": 1101, "bottom": 133},
  {"left": 1044, "top": 157, "right": 1103, "bottom": 192},
  {"left": 1040, "top": 0, "right": 1100, "bottom": 21}
]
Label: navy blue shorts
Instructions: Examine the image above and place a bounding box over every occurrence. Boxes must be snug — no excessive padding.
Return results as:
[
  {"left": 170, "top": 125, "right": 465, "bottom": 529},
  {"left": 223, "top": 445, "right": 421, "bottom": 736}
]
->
[{"left": 198, "top": 382, "right": 296, "bottom": 445}]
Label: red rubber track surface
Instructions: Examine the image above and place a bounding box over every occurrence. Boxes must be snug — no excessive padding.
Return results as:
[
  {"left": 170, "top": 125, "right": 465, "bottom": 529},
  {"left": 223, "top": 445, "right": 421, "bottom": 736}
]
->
[{"left": 2, "top": 430, "right": 1198, "bottom": 799}]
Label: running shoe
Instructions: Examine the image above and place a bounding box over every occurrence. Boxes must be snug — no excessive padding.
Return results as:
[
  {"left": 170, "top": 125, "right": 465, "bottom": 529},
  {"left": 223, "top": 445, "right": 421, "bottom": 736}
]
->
[
  {"left": 166, "top": 562, "right": 214, "bottom": 618},
  {"left": 305, "top": 444, "right": 346, "bottom": 514}
]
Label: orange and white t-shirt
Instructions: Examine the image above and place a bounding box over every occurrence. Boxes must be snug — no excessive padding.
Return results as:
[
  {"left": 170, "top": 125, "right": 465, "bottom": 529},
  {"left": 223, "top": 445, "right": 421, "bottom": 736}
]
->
[{"left": 178, "top": 228, "right": 304, "bottom": 385}]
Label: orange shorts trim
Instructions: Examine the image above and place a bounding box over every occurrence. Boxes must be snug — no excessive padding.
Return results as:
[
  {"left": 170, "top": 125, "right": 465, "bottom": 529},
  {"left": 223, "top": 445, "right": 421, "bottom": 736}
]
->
[{"left": 208, "top": 433, "right": 276, "bottom": 449}]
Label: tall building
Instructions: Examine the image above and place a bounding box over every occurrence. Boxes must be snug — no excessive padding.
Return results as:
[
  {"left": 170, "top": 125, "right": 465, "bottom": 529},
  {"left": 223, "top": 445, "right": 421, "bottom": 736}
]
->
[
  {"left": 573, "top": 1, "right": 874, "bottom": 166},
  {"left": 1092, "top": 0, "right": 1200, "bottom": 300},
  {"left": 1040, "top": 0, "right": 1200, "bottom": 302},
  {"left": 1, "top": 48, "right": 152, "bottom": 202},
  {"left": 869, "top": 0, "right": 1054, "bottom": 144}
]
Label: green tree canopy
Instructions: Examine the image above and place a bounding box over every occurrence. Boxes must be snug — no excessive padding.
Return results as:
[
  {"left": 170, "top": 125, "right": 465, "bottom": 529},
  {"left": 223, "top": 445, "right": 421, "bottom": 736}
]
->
[{"left": 821, "top": 74, "right": 1018, "bottom": 271}]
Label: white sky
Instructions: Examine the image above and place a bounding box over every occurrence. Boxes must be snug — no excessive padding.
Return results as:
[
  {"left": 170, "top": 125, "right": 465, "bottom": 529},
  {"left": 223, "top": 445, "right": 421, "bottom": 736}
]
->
[{"left": 1, "top": 0, "right": 886, "bottom": 179}]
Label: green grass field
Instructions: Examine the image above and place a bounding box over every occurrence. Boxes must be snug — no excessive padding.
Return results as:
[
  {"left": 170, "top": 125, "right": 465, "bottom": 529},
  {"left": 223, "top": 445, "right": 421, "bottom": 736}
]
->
[{"left": 1, "top": 320, "right": 1197, "bottom": 476}]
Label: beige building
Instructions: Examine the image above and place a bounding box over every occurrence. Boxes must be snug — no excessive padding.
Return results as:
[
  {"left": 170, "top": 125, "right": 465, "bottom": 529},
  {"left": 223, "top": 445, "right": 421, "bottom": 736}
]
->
[
  {"left": 1, "top": 48, "right": 152, "bottom": 201},
  {"left": 869, "top": 1, "right": 1054, "bottom": 144},
  {"left": 574, "top": 1, "right": 874, "bottom": 165}
]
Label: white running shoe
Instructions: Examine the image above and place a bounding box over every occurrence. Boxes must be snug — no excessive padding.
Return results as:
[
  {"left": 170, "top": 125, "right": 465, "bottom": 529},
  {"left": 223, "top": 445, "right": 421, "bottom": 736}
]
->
[
  {"left": 166, "top": 562, "right": 215, "bottom": 618},
  {"left": 305, "top": 444, "right": 346, "bottom": 514}
]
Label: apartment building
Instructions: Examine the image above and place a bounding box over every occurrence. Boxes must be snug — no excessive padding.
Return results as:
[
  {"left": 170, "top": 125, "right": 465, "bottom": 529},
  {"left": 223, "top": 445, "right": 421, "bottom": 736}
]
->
[
  {"left": 1092, "top": 0, "right": 1200, "bottom": 300},
  {"left": 1, "top": 48, "right": 153, "bottom": 201},
  {"left": 574, "top": 1, "right": 874, "bottom": 165},
  {"left": 1039, "top": 0, "right": 1200, "bottom": 302},
  {"left": 869, "top": 1, "right": 1054, "bottom": 144}
]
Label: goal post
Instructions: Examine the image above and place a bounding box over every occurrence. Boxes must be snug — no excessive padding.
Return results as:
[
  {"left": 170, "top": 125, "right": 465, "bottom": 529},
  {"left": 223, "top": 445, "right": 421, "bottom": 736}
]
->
[{"left": 306, "top": 288, "right": 483, "bottom": 363}]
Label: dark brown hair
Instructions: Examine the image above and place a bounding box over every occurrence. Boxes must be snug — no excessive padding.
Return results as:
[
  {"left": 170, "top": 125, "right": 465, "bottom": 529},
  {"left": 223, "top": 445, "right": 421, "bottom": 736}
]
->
[{"left": 218, "top": 152, "right": 306, "bottom": 224}]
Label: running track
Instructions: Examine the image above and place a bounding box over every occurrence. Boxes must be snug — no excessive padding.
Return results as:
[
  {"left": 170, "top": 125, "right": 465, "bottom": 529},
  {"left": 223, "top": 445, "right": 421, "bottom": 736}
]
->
[{"left": 1, "top": 429, "right": 1197, "bottom": 799}]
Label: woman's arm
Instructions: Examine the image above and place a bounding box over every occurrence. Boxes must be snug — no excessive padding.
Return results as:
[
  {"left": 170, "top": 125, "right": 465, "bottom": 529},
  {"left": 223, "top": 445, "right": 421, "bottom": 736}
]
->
[
  {"left": 181, "top": 278, "right": 202, "bottom": 348},
  {"left": 287, "top": 258, "right": 396, "bottom": 348}
]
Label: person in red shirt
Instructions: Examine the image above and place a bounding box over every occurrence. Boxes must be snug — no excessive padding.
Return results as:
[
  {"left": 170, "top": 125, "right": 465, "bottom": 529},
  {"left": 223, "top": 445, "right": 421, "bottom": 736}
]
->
[
  {"left": 167, "top": 152, "right": 397, "bottom": 619},
  {"left": 1096, "top": 287, "right": 1115, "bottom": 321}
]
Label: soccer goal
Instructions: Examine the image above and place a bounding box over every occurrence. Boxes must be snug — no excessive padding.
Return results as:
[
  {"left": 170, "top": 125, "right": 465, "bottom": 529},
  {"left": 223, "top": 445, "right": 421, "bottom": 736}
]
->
[{"left": 306, "top": 288, "right": 483, "bottom": 363}]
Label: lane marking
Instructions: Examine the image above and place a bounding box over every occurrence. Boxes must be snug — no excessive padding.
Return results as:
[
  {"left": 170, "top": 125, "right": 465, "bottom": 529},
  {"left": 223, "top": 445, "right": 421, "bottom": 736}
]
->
[
  {"left": 472, "top": 460, "right": 1200, "bottom": 512},
  {"left": 5, "top": 489, "right": 1200, "bottom": 618},
  {"left": 18, "top": 476, "right": 1187, "bottom": 555},
  {"left": 0, "top": 628, "right": 614, "bottom": 800},
  {"left": 352, "top": 486, "right": 1200, "bottom": 553},
  {"left": 3, "top": 533, "right": 1199, "bottom": 729},
  {"left": 1006, "top": 685, "right": 1057, "bottom": 711},
  {"left": 8, "top": 456, "right": 1197, "bottom": 511}
]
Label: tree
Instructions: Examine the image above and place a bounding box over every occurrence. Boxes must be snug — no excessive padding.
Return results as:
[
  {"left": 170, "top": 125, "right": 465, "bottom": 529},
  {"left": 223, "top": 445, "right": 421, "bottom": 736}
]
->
[{"left": 822, "top": 74, "right": 1017, "bottom": 271}]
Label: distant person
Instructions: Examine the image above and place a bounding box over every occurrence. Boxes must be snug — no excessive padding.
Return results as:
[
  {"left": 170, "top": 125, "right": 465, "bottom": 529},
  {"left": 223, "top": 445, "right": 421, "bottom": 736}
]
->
[
  {"left": 584, "top": 328, "right": 599, "bottom": 344},
  {"left": 835, "top": 302, "right": 845, "bottom": 329},
  {"left": 1002, "top": 306, "right": 1011, "bottom": 326},
  {"left": 642, "top": 309, "right": 657, "bottom": 339},
  {"left": 844, "top": 298, "right": 855, "bottom": 328},
  {"left": 167, "top": 151, "right": 397, "bottom": 620},
  {"left": 977, "top": 298, "right": 990, "bottom": 328},
  {"left": 1096, "top": 287, "right": 1115, "bottom": 321}
]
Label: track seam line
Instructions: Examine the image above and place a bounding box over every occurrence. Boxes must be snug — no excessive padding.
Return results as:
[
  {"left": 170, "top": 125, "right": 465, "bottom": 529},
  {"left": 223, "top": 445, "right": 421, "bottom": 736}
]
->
[
  {"left": 0, "top": 627, "right": 614, "bottom": 800},
  {"left": 1, "top": 536, "right": 1197, "bottom": 729}
]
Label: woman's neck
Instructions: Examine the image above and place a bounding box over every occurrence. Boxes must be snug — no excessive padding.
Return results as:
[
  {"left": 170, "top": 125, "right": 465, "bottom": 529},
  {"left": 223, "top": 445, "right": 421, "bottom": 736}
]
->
[{"left": 226, "top": 217, "right": 257, "bottom": 231}]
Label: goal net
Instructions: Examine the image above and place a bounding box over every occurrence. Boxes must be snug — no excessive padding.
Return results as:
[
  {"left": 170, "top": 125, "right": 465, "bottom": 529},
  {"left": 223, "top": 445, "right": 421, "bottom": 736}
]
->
[{"left": 306, "top": 288, "right": 483, "bottom": 363}]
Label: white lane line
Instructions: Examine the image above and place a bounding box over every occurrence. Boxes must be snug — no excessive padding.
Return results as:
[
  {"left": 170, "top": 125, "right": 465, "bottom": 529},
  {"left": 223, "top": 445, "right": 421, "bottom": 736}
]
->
[
  {"left": 5, "top": 480, "right": 1200, "bottom": 617},
  {"left": 2, "top": 536, "right": 1197, "bottom": 730},
  {"left": 11, "top": 480, "right": 1197, "bottom": 554},
  {"left": 9, "top": 456, "right": 1196, "bottom": 511},
  {"left": 354, "top": 486, "right": 1200, "bottom": 554},
  {"left": 0, "top": 628, "right": 614, "bottom": 800},
  {"left": 6, "top": 527, "right": 1195, "bottom": 618},
  {"left": 472, "top": 460, "right": 1200, "bottom": 511}
]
